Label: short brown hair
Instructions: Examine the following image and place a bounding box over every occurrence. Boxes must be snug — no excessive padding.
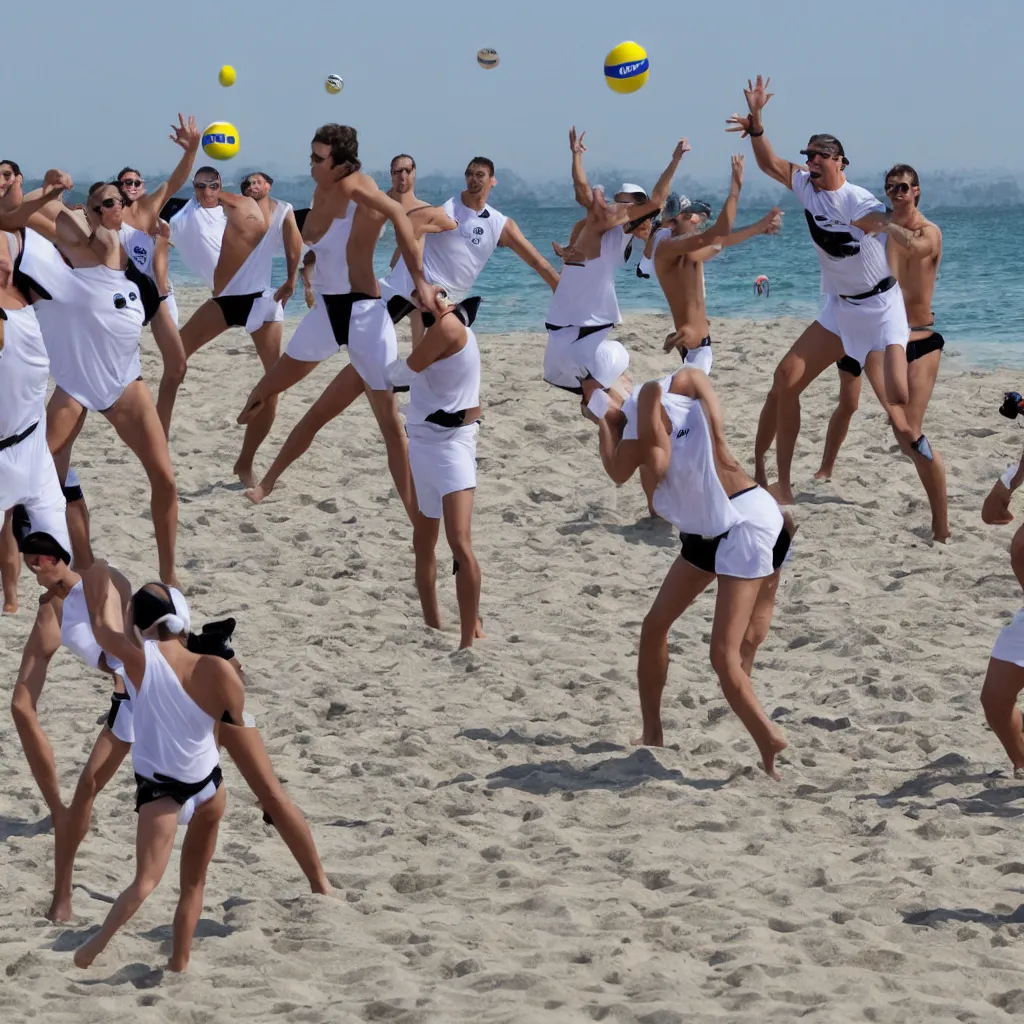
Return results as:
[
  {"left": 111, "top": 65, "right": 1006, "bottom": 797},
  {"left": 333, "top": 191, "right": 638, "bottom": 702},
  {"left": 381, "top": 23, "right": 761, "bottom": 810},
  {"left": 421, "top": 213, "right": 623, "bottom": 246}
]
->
[{"left": 312, "top": 124, "right": 361, "bottom": 173}]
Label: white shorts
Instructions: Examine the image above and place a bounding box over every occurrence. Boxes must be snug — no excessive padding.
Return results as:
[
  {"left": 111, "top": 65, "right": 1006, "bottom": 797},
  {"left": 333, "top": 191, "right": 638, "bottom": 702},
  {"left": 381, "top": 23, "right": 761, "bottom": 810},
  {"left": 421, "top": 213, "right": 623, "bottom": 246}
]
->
[
  {"left": 408, "top": 422, "right": 478, "bottom": 519},
  {"left": 286, "top": 295, "right": 397, "bottom": 391},
  {"left": 680, "top": 486, "right": 788, "bottom": 580},
  {"left": 162, "top": 291, "right": 179, "bottom": 329},
  {"left": 992, "top": 609, "right": 1024, "bottom": 668},
  {"left": 107, "top": 689, "right": 135, "bottom": 744},
  {"left": 682, "top": 343, "right": 714, "bottom": 376},
  {"left": 543, "top": 325, "right": 630, "bottom": 391},
  {"left": 817, "top": 285, "right": 910, "bottom": 365},
  {"left": 0, "top": 420, "right": 70, "bottom": 556}
]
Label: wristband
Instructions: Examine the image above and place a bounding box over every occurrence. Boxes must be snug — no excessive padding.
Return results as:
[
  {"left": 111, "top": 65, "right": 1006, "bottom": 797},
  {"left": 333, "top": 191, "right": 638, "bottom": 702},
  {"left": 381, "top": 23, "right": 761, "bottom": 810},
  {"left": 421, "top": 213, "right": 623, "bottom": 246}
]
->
[
  {"left": 385, "top": 358, "right": 419, "bottom": 387},
  {"left": 748, "top": 125, "right": 764, "bottom": 137},
  {"left": 587, "top": 389, "right": 611, "bottom": 419},
  {"left": 1001, "top": 464, "right": 1018, "bottom": 490}
]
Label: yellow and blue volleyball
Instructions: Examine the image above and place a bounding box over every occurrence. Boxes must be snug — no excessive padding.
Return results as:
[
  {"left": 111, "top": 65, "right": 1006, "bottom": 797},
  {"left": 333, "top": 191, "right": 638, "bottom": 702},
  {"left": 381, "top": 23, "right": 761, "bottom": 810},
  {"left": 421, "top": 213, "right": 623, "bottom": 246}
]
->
[
  {"left": 476, "top": 48, "right": 499, "bottom": 70},
  {"left": 218, "top": 64, "right": 236, "bottom": 87},
  {"left": 604, "top": 41, "right": 649, "bottom": 94},
  {"left": 201, "top": 122, "right": 240, "bottom": 161}
]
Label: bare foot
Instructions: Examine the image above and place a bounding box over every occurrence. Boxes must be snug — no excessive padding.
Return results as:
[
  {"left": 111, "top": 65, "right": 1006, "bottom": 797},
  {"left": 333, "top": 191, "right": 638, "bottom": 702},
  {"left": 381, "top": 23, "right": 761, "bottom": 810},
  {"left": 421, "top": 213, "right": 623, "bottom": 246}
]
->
[
  {"left": 758, "top": 730, "right": 788, "bottom": 781},
  {"left": 2, "top": 600, "right": 17, "bottom": 614},
  {"left": 244, "top": 483, "right": 269, "bottom": 505},
  {"left": 233, "top": 459, "right": 256, "bottom": 489},
  {"left": 933, "top": 522, "right": 951, "bottom": 544},
  {"left": 46, "top": 896, "right": 73, "bottom": 923},
  {"left": 812, "top": 467, "right": 832, "bottom": 481},
  {"left": 474, "top": 619, "right": 485, "bottom": 639},
  {"left": 167, "top": 955, "right": 189, "bottom": 973},
  {"left": 237, "top": 394, "right": 264, "bottom": 425},
  {"left": 73, "top": 940, "right": 98, "bottom": 969},
  {"left": 767, "top": 481, "right": 795, "bottom": 505},
  {"left": 631, "top": 730, "right": 664, "bottom": 747}
]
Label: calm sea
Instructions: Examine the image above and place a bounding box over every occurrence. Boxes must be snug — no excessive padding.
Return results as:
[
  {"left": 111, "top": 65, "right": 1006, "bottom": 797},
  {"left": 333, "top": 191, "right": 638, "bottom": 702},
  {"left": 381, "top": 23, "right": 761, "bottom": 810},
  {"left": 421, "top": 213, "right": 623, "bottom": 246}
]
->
[{"left": 168, "top": 204, "right": 1024, "bottom": 368}]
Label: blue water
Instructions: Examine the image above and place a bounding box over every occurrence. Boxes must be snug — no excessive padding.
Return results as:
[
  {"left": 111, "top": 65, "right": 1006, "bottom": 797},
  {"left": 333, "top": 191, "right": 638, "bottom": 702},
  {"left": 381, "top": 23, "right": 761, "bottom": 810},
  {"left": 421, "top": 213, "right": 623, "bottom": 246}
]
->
[{"left": 168, "top": 204, "right": 1024, "bottom": 367}]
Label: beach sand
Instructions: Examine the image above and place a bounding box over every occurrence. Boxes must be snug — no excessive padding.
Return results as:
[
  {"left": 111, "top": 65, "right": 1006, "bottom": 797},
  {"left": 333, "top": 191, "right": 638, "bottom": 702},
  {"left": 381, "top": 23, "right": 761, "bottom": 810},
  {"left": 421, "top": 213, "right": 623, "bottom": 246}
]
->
[{"left": 3, "top": 289, "right": 1024, "bottom": 1022}]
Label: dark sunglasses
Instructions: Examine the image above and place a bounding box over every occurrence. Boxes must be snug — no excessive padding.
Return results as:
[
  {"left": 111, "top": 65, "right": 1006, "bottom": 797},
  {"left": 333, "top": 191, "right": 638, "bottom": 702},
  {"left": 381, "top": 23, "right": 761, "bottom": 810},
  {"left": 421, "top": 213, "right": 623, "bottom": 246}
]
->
[
  {"left": 120, "top": 178, "right": 143, "bottom": 188},
  {"left": 885, "top": 181, "right": 912, "bottom": 195},
  {"left": 193, "top": 181, "right": 221, "bottom": 190},
  {"left": 92, "top": 197, "right": 123, "bottom": 212},
  {"left": 802, "top": 149, "right": 838, "bottom": 161}
]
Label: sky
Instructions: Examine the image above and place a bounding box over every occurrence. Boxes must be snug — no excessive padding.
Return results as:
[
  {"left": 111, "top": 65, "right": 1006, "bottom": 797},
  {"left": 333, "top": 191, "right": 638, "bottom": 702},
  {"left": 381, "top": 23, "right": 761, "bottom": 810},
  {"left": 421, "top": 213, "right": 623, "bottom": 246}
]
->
[{"left": 5, "top": 0, "right": 1022, "bottom": 184}]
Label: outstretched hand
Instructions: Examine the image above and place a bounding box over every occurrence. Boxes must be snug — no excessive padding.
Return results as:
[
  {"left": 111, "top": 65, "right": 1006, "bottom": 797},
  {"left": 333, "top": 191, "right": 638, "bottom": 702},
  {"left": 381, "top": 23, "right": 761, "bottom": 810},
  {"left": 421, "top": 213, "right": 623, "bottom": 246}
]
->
[
  {"left": 762, "top": 207, "right": 784, "bottom": 234},
  {"left": 42, "top": 169, "right": 73, "bottom": 196},
  {"left": 569, "top": 126, "right": 587, "bottom": 155},
  {"left": 553, "top": 240, "right": 584, "bottom": 264},
  {"left": 730, "top": 154, "right": 745, "bottom": 187},
  {"left": 170, "top": 114, "right": 201, "bottom": 152},
  {"left": 725, "top": 113, "right": 754, "bottom": 138},
  {"left": 673, "top": 138, "right": 692, "bottom": 161},
  {"left": 743, "top": 75, "right": 774, "bottom": 115}
]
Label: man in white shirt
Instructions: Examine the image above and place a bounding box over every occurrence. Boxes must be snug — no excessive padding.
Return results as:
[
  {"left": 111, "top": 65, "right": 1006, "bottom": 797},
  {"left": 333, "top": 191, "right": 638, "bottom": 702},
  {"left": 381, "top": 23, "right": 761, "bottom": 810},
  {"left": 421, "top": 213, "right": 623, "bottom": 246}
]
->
[{"left": 727, "top": 75, "right": 925, "bottom": 505}]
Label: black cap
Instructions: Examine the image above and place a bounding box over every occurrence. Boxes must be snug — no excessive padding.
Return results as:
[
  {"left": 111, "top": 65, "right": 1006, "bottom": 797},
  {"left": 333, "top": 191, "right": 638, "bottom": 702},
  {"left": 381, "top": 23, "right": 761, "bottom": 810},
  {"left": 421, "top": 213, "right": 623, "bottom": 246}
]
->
[{"left": 801, "top": 134, "right": 849, "bottom": 166}]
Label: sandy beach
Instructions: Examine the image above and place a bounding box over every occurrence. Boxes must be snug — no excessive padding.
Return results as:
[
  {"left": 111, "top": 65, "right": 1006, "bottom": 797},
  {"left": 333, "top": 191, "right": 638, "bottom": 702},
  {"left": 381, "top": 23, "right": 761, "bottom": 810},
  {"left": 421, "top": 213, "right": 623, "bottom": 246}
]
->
[{"left": 4, "top": 289, "right": 1024, "bottom": 1023}]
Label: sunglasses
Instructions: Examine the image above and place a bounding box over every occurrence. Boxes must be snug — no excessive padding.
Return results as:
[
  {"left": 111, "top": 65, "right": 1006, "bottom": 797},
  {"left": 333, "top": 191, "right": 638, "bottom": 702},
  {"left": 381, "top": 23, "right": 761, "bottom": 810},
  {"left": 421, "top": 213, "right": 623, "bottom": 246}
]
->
[
  {"left": 193, "top": 181, "right": 221, "bottom": 190},
  {"left": 802, "top": 150, "right": 838, "bottom": 161},
  {"left": 885, "top": 181, "right": 912, "bottom": 195},
  {"left": 120, "top": 178, "right": 143, "bottom": 188},
  {"left": 92, "top": 197, "right": 123, "bottom": 212}
]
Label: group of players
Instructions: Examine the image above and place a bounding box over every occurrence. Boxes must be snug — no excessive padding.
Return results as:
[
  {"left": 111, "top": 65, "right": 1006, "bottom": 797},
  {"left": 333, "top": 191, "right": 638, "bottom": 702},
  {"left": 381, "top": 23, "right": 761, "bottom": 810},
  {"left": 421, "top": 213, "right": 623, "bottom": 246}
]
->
[{"left": 3, "top": 74, "right": 1024, "bottom": 972}]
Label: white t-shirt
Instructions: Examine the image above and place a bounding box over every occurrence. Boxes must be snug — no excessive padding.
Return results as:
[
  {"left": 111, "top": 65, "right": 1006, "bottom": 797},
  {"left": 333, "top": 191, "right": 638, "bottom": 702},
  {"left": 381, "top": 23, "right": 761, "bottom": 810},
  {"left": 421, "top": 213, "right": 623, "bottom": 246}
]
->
[
  {"left": 545, "top": 225, "right": 624, "bottom": 328},
  {"left": 169, "top": 199, "right": 227, "bottom": 290},
  {"left": 792, "top": 169, "right": 889, "bottom": 296}
]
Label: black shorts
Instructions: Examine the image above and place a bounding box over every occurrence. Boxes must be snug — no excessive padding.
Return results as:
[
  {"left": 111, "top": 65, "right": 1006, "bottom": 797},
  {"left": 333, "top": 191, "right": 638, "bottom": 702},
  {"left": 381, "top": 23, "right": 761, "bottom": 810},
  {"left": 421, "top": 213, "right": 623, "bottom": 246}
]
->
[
  {"left": 322, "top": 291, "right": 378, "bottom": 347},
  {"left": 134, "top": 765, "right": 223, "bottom": 812},
  {"left": 907, "top": 332, "right": 945, "bottom": 362},
  {"left": 214, "top": 292, "right": 262, "bottom": 329},
  {"left": 836, "top": 355, "right": 862, "bottom": 377},
  {"left": 680, "top": 524, "right": 792, "bottom": 574}
]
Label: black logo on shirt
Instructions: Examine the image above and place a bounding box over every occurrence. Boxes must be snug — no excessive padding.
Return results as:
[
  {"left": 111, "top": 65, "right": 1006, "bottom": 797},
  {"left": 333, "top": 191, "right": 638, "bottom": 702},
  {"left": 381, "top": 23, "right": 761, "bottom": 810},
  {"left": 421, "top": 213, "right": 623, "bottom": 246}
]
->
[
  {"left": 803, "top": 210, "right": 860, "bottom": 259},
  {"left": 472, "top": 227, "right": 484, "bottom": 236},
  {"left": 113, "top": 293, "right": 127, "bottom": 309},
  {"left": 675, "top": 427, "right": 689, "bottom": 439},
  {"left": 471, "top": 237, "right": 481, "bottom": 245}
]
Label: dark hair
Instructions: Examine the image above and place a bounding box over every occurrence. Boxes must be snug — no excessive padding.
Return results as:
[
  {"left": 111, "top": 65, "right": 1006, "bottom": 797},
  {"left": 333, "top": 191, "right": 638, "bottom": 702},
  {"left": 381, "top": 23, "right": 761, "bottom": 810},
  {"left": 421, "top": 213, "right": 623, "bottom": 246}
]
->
[
  {"left": 390, "top": 153, "right": 416, "bottom": 173},
  {"left": 241, "top": 171, "right": 274, "bottom": 192},
  {"left": 465, "top": 157, "right": 495, "bottom": 177},
  {"left": 88, "top": 181, "right": 118, "bottom": 199},
  {"left": 885, "top": 162, "right": 921, "bottom": 206},
  {"left": 193, "top": 166, "right": 222, "bottom": 180},
  {"left": 312, "top": 124, "right": 361, "bottom": 173},
  {"left": 131, "top": 582, "right": 183, "bottom": 639},
  {"left": 116, "top": 166, "right": 141, "bottom": 182},
  {"left": 0, "top": 159, "right": 21, "bottom": 177},
  {"left": 11, "top": 504, "right": 71, "bottom": 564}
]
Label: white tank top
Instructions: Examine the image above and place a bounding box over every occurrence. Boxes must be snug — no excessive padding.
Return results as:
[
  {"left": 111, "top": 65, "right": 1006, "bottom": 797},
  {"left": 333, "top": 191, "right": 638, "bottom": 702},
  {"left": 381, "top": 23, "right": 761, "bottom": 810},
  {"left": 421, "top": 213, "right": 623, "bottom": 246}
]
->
[
  {"left": 169, "top": 199, "right": 226, "bottom": 290},
  {"left": 385, "top": 196, "right": 507, "bottom": 303},
  {"left": 129, "top": 641, "right": 220, "bottom": 784},
  {"left": 118, "top": 224, "right": 154, "bottom": 276},
  {"left": 60, "top": 581, "right": 125, "bottom": 675},
  {"left": 310, "top": 203, "right": 356, "bottom": 294},
  {"left": 545, "top": 225, "right": 624, "bottom": 327},
  {"left": 0, "top": 304, "right": 49, "bottom": 438},
  {"left": 623, "top": 378, "right": 741, "bottom": 538},
  {"left": 407, "top": 328, "right": 481, "bottom": 432},
  {"left": 222, "top": 199, "right": 291, "bottom": 296}
]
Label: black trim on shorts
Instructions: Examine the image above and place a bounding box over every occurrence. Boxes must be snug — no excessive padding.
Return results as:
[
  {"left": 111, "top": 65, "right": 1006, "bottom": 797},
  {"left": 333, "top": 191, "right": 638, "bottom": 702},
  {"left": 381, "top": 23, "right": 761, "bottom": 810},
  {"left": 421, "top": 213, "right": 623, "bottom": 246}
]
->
[
  {"left": 679, "top": 532, "right": 725, "bottom": 573},
  {"left": 134, "top": 764, "right": 223, "bottom": 812},
  {"left": 836, "top": 355, "right": 862, "bottom": 377},
  {"left": 544, "top": 322, "right": 616, "bottom": 342},
  {"left": 213, "top": 292, "right": 262, "bottom": 329},
  {"left": 772, "top": 526, "right": 792, "bottom": 570},
  {"left": 425, "top": 408, "right": 472, "bottom": 428},
  {"left": 907, "top": 332, "right": 945, "bottom": 362},
  {"left": 0, "top": 420, "right": 37, "bottom": 452},
  {"left": 106, "top": 691, "right": 130, "bottom": 731},
  {"left": 321, "top": 292, "right": 378, "bottom": 348},
  {"left": 839, "top": 275, "right": 897, "bottom": 301}
]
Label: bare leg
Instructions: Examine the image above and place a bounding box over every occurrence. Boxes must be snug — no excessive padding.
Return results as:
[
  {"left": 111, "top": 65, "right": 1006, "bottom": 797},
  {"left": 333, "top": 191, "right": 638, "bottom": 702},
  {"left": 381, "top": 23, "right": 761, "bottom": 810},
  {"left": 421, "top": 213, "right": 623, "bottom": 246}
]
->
[
  {"left": 636, "top": 557, "right": 716, "bottom": 746},
  {"left": 10, "top": 646, "right": 65, "bottom": 818},
  {"left": 769, "top": 322, "right": 845, "bottom": 504},
  {"left": 74, "top": 798, "right": 179, "bottom": 969},
  {"left": 442, "top": 488, "right": 482, "bottom": 648},
  {"left": 149, "top": 302, "right": 187, "bottom": 439},
  {"left": 219, "top": 724, "right": 329, "bottom": 893},
  {"left": 234, "top": 320, "right": 283, "bottom": 487},
  {"left": 50, "top": 726, "right": 131, "bottom": 922},
  {"left": 1, "top": 509, "right": 19, "bottom": 613},
  {"left": 863, "top": 352, "right": 949, "bottom": 542},
  {"left": 237, "top": 352, "right": 318, "bottom": 425},
  {"left": 740, "top": 570, "right": 782, "bottom": 677},
  {"left": 711, "top": 575, "right": 788, "bottom": 779},
  {"left": 245, "top": 364, "right": 365, "bottom": 503},
  {"left": 104, "top": 382, "right": 179, "bottom": 587},
  {"left": 169, "top": 785, "right": 227, "bottom": 972},
  {"left": 981, "top": 658, "right": 1024, "bottom": 771},
  {"left": 46, "top": 388, "right": 93, "bottom": 570},
  {"left": 366, "top": 387, "right": 417, "bottom": 524},
  {"left": 412, "top": 513, "right": 442, "bottom": 630},
  {"left": 884, "top": 341, "right": 910, "bottom": 407},
  {"left": 814, "top": 367, "right": 862, "bottom": 480}
]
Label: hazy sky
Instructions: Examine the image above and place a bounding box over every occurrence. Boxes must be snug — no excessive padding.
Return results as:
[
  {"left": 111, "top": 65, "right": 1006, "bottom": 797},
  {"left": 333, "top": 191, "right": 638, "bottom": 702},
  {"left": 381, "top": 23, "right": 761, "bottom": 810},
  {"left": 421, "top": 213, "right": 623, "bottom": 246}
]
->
[{"left": 5, "top": 0, "right": 1020, "bottom": 183}]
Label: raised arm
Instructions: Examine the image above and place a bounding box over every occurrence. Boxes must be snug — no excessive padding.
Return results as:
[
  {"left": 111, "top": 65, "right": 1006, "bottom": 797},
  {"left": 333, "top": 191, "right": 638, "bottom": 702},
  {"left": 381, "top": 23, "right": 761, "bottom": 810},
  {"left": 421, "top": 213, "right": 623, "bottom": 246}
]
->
[
  {"left": 498, "top": 217, "right": 560, "bottom": 291},
  {"left": 569, "top": 126, "right": 593, "bottom": 208},
  {"left": 0, "top": 171, "right": 72, "bottom": 234},
  {"left": 137, "top": 115, "right": 201, "bottom": 220},
  {"left": 82, "top": 562, "right": 146, "bottom": 686},
  {"left": 274, "top": 206, "right": 302, "bottom": 305},
  {"left": 606, "top": 138, "right": 691, "bottom": 229},
  {"left": 725, "top": 76, "right": 800, "bottom": 190},
  {"left": 688, "top": 208, "right": 783, "bottom": 264}
]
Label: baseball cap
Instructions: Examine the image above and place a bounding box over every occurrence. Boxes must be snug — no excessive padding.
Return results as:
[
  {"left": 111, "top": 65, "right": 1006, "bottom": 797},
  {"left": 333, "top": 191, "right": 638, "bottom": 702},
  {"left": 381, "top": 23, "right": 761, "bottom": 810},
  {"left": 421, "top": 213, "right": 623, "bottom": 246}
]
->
[
  {"left": 800, "top": 134, "right": 848, "bottom": 165},
  {"left": 668, "top": 194, "right": 712, "bottom": 218},
  {"left": 614, "top": 182, "right": 649, "bottom": 203}
]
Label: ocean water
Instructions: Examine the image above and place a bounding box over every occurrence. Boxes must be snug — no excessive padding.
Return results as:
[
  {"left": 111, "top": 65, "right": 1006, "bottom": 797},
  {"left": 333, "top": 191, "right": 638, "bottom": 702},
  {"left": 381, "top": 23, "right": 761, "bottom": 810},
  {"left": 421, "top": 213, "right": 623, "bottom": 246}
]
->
[{"left": 168, "top": 204, "right": 1024, "bottom": 367}]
